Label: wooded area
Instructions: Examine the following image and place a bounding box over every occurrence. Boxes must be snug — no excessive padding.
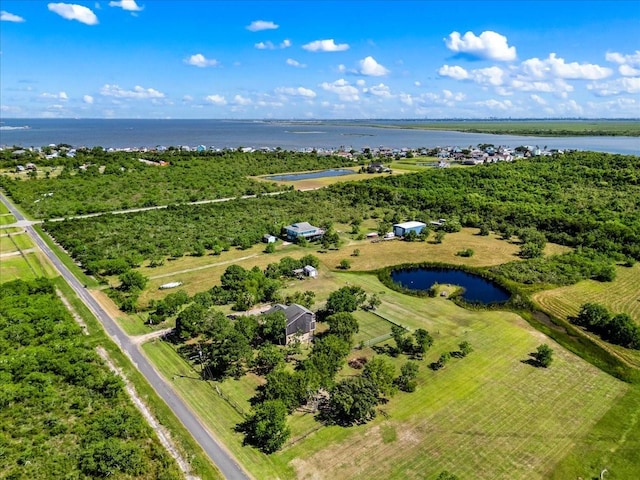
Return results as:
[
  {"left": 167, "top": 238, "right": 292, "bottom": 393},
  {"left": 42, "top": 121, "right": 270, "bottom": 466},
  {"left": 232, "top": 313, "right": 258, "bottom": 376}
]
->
[{"left": 0, "top": 278, "right": 181, "bottom": 479}]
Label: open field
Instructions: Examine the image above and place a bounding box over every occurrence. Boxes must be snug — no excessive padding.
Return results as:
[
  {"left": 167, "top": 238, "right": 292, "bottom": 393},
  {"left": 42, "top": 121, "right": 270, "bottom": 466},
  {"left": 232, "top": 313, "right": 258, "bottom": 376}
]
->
[
  {"left": 135, "top": 228, "right": 569, "bottom": 307},
  {"left": 0, "top": 213, "right": 16, "bottom": 225},
  {"left": 0, "top": 227, "right": 24, "bottom": 234},
  {"left": 142, "top": 270, "right": 634, "bottom": 479},
  {"left": 0, "top": 202, "right": 9, "bottom": 214},
  {"left": 0, "top": 251, "right": 57, "bottom": 281},
  {"left": 532, "top": 264, "right": 640, "bottom": 367},
  {"left": 382, "top": 120, "right": 640, "bottom": 137}
]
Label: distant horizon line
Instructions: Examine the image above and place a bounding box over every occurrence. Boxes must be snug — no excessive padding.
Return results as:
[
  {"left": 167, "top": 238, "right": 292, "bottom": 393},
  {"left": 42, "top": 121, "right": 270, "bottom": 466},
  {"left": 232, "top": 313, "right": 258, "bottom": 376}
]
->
[{"left": 2, "top": 117, "right": 639, "bottom": 122}]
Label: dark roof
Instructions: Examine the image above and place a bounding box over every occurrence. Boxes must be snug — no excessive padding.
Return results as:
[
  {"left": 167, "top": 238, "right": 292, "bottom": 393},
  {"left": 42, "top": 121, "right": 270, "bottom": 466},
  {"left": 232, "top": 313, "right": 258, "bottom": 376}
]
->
[{"left": 265, "top": 303, "right": 315, "bottom": 337}]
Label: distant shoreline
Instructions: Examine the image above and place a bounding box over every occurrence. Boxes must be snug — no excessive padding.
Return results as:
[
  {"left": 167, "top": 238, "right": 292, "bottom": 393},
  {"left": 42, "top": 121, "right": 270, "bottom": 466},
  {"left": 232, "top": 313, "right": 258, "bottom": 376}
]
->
[{"left": 343, "top": 120, "right": 640, "bottom": 137}]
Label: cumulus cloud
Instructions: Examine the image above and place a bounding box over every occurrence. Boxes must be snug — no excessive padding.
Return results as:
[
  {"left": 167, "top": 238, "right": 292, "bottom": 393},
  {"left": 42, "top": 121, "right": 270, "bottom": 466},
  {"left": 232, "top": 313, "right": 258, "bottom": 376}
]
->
[
  {"left": 108, "top": 0, "right": 142, "bottom": 11},
  {"left": 605, "top": 50, "right": 640, "bottom": 65},
  {"left": 48, "top": 3, "right": 98, "bottom": 25},
  {"left": 286, "top": 58, "right": 306, "bottom": 68},
  {"left": 475, "top": 98, "right": 514, "bottom": 110},
  {"left": 255, "top": 39, "right": 291, "bottom": 50},
  {"left": 510, "top": 78, "right": 574, "bottom": 95},
  {"left": 445, "top": 31, "right": 516, "bottom": 61},
  {"left": 438, "top": 65, "right": 469, "bottom": 80},
  {"left": 185, "top": 53, "right": 219, "bottom": 67},
  {"left": 255, "top": 41, "right": 275, "bottom": 50},
  {"left": 530, "top": 94, "right": 547, "bottom": 105},
  {"left": 522, "top": 53, "right": 612, "bottom": 80},
  {"left": 587, "top": 77, "right": 640, "bottom": 96},
  {"left": 470, "top": 66, "right": 505, "bottom": 86},
  {"left": 83, "top": 95, "right": 94, "bottom": 104},
  {"left": 246, "top": 20, "right": 278, "bottom": 31},
  {"left": 1, "top": 10, "right": 25, "bottom": 22},
  {"left": 100, "top": 84, "right": 164, "bottom": 99},
  {"left": 275, "top": 87, "right": 317, "bottom": 98},
  {"left": 41, "top": 91, "right": 69, "bottom": 100},
  {"left": 319, "top": 79, "right": 359, "bottom": 101},
  {"left": 233, "top": 95, "right": 252, "bottom": 105},
  {"left": 205, "top": 94, "right": 227, "bottom": 105},
  {"left": 358, "top": 56, "right": 389, "bottom": 76},
  {"left": 302, "top": 39, "right": 349, "bottom": 52},
  {"left": 363, "top": 83, "right": 392, "bottom": 98},
  {"left": 606, "top": 50, "right": 640, "bottom": 76}
]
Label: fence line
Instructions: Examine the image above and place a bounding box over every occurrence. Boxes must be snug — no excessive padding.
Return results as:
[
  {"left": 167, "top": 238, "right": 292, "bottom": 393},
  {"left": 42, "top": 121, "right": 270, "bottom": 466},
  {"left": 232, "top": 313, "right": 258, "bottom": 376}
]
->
[{"left": 215, "top": 385, "right": 248, "bottom": 417}]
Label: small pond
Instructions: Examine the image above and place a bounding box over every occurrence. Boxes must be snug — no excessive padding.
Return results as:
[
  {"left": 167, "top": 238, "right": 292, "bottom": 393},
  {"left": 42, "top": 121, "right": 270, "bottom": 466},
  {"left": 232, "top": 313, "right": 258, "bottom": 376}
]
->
[
  {"left": 265, "top": 169, "right": 355, "bottom": 181},
  {"left": 391, "top": 267, "right": 511, "bottom": 305}
]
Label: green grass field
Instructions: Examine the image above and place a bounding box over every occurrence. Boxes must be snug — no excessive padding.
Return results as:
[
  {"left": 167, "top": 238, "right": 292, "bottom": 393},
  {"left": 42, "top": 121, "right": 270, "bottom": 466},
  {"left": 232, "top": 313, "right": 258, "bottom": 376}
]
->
[
  {"left": 0, "top": 214, "right": 16, "bottom": 225},
  {"left": 142, "top": 270, "right": 635, "bottom": 479},
  {"left": 532, "top": 264, "right": 640, "bottom": 368},
  {"left": 0, "top": 251, "right": 57, "bottom": 281},
  {"left": 0, "top": 202, "right": 10, "bottom": 215}
]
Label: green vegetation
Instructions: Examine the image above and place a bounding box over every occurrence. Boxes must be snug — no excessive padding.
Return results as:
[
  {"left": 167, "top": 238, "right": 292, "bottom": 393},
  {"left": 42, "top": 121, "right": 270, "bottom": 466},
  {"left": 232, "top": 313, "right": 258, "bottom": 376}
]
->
[
  {"left": 383, "top": 120, "right": 640, "bottom": 137},
  {"left": 0, "top": 278, "right": 182, "bottom": 479},
  {"left": 0, "top": 149, "right": 359, "bottom": 218},
  {"left": 40, "top": 152, "right": 639, "bottom": 281},
  {"left": 571, "top": 303, "right": 640, "bottom": 349}
]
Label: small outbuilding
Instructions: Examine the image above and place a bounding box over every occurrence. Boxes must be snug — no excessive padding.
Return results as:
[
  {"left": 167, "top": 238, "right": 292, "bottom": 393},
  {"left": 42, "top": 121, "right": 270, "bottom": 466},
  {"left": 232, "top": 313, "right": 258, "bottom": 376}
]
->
[
  {"left": 303, "top": 265, "right": 318, "bottom": 278},
  {"left": 393, "top": 221, "right": 427, "bottom": 237},
  {"left": 263, "top": 234, "right": 277, "bottom": 244}
]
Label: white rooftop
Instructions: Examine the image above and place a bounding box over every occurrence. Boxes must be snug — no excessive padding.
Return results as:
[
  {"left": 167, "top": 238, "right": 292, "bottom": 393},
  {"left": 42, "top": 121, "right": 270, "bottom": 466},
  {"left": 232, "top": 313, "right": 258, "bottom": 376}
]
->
[{"left": 394, "top": 221, "right": 427, "bottom": 229}]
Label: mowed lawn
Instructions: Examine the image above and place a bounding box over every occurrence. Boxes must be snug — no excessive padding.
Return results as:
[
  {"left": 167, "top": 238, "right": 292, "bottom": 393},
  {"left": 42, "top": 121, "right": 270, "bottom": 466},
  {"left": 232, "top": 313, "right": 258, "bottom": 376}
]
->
[
  {"left": 142, "top": 271, "right": 631, "bottom": 480},
  {"left": 0, "top": 251, "right": 57, "bottom": 281},
  {"left": 532, "top": 264, "right": 640, "bottom": 367}
]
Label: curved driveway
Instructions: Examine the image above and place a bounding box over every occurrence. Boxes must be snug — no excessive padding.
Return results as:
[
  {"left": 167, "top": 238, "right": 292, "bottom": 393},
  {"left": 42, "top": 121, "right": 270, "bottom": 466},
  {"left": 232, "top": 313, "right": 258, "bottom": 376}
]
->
[{"left": 0, "top": 192, "right": 250, "bottom": 480}]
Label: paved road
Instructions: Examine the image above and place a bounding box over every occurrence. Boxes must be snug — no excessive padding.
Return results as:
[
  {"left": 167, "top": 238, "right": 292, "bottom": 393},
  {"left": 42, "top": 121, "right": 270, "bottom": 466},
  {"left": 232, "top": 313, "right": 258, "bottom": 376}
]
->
[{"left": 0, "top": 192, "right": 250, "bottom": 480}]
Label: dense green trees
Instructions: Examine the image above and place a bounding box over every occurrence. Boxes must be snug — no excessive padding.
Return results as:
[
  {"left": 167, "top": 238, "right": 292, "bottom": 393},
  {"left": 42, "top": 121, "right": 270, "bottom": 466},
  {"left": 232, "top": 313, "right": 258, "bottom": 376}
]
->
[
  {"left": 0, "top": 279, "right": 180, "bottom": 478},
  {"left": 571, "top": 303, "right": 640, "bottom": 349},
  {"left": 0, "top": 149, "right": 358, "bottom": 218},
  {"left": 238, "top": 399, "right": 290, "bottom": 453},
  {"left": 41, "top": 151, "right": 640, "bottom": 278}
]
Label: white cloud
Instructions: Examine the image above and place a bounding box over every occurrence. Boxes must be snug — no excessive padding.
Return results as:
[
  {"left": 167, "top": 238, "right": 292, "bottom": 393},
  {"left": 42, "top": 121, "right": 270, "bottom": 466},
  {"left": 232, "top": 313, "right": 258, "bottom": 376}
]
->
[
  {"left": 302, "top": 39, "right": 349, "bottom": 52},
  {"left": 246, "top": 20, "right": 278, "bottom": 32},
  {"left": 205, "top": 94, "right": 227, "bottom": 105},
  {"left": 530, "top": 94, "right": 547, "bottom": 105},
  {"left": 445, "top": 30, "right": 516, "bottom": 61},
  {"left": 185, "top": 53, "right": 219, "bottom": 67},
  {"left": 587, "top": 77, "right": 640, "bottom": 96},
  {"left": 475, "top": 98, "right": 514, "bottom": 110},
  {"left": 510, "top": 78, "right": 574, "bottom": 95},
  {"left": 619, "top": 64, "right": 640, "bottom": 76},
  {"left": 414, "top": 81, "right": 421, "bottom": 87},
  {"left": 275, "top": 87, "right": 317, "bottom": 98},
  {"left": 438, "top": 65, "right": 469, "bottom": 80},
  {"left": 605, "top": 50, "right": 640, "bottom": 65},
  {"left": 255, "top": 41, "right": 275, "bottom": 50},
  {"left": 100, "top": 84, "right": 164, "bottom": 99},
  {"left": 48, "top": 3, "right": 98, "bottom": 25},
  {"left": 356, "top": 79, "right": 366, "bottom": 87},
  {"left": 108, "top": 0, "right": 142, "bottom": 11},
  {"left": 256, "top": 39, "right": 291, "bottom": 50},
  {"left": 182, "top": 95, "right": 193, "bottom": 102},
  {"left": 358, "top": 56, "right": 389, "bottom": 76},
  {"left": 286, "top": 58, "right": 306, "bottom": 68},
  {"left": 1, "top": 10, "right": 25, "bottom": 22},
  {"left": 470, "top": 66, "right": 505, "bottom": 86},
  {"left": 233, "top": 95, "right": 252, "bottom": 105},
  {"left": 83, "top": 95, "right": 94, "bottom": 104},
  {"left": 319, "top": 79, "right": 359, "bottom": 101},
  {"left": 522, "top": 53, "right": 612, "bottom": 80},
  {"left": 41, "top": 91, "right": 69, "bottom": 100},
  {"left": 364, "top": 83, "right": 392, "bottom": 98}
]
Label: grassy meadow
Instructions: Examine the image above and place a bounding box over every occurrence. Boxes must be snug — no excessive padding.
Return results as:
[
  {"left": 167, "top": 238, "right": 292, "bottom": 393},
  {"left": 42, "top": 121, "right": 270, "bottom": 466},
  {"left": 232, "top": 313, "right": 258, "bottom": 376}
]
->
[
  {"left": 142, "top": 270, "right": 634, "bottom": 479},
  {"left": 532, "top": 264, "right": 640, "bottom": 368}
]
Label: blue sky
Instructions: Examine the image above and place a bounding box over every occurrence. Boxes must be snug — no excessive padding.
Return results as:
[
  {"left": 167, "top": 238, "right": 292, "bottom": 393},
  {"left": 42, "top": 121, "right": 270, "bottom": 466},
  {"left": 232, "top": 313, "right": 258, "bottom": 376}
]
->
[{"left": 1, "top": 0, "right": 639, "bottom": 119}]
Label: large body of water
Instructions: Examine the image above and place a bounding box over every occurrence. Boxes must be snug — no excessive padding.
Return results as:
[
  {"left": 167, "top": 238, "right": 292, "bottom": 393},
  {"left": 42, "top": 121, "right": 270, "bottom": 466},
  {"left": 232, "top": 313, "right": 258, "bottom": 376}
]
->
[{"left": 1, "top": 119, "right": 638, "bottom": 155}]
